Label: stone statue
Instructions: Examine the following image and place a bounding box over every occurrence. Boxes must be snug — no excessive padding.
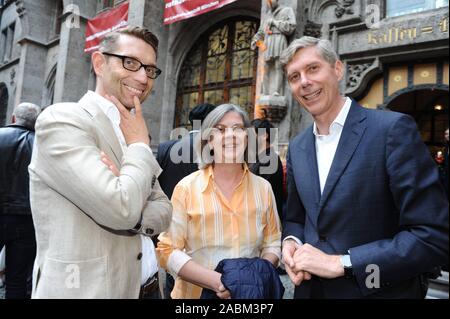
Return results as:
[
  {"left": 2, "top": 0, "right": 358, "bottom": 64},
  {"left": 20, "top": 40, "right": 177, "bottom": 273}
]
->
[{"left": 251, "top": 0, "right": 296, "bottom": 97}]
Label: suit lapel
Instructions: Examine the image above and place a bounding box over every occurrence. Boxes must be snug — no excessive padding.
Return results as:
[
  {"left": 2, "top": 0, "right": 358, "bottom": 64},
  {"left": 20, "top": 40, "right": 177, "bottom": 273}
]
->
[
  {"left": 305, "top": 130, "right": 322, "bottom": 209},
  {"left": 78, "top": 93, "right": 123, "bottom": 165},
  {"left": 318, "top": 102, "right": 367, "bottom": 217},
  {"left": 298, "top": 127, "right": 321, "bottom": 225}
]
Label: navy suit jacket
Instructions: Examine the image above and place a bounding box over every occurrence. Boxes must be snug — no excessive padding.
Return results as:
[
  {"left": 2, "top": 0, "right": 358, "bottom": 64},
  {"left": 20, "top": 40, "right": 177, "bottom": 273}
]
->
[{"left": 283, "top": 100, "right": 449, "bottom": 298}]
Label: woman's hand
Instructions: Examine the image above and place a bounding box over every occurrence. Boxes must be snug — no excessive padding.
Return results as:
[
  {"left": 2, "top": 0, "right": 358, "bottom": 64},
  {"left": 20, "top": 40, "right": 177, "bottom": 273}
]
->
[{"left": 216, "top": 283, "right": 231, "bottom": 299}]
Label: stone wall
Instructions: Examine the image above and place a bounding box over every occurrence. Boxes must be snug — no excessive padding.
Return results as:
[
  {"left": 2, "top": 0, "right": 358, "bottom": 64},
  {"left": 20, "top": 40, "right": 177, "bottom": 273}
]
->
[{"left": 0, "top": 1, "right": 19, "bottom": 123}]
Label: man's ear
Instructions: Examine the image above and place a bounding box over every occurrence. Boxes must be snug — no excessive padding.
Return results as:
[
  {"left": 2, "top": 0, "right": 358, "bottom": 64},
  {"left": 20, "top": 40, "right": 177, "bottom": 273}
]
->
[
  {"left": 92, "top": 51, "right": 106, "bottom": 77},
  {"left": 11, "top": 115, "right": 16, "bottom": 124},
  {"left": 334, "top": 59, "right": 345, "bottom": 82}
]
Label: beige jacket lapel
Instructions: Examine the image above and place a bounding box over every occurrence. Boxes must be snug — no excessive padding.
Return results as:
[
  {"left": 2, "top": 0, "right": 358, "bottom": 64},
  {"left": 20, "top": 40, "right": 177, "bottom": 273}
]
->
[{"left": 78, "top": 93, "right": 123, "bottom": 165}]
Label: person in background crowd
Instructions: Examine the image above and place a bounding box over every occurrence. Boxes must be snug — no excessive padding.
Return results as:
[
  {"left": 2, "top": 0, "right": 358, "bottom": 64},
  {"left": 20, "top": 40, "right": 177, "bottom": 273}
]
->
[
  {"left": 250, "top": 118, "right": 284, "bottom": 223},
  {"left": 439, "top": 128, "right": 449, "bottom": 197},
  {"left": 0, "top": 102, "right": 41, "bottom": 299},
  {"left": 0, "top": 247, "right": 5, "bottom": 289},
  {"left": 439, "top": 128, "right": 449, "bottom": 273},
  {"left": 157, "top": 104, "right": 281, "bottom": 299}
]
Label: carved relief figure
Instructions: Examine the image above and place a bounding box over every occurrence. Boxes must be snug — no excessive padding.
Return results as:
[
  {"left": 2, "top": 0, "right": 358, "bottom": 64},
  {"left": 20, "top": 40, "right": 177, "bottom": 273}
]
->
[{"left": 251, "top": 0, "right": 296, "bottom": 97}]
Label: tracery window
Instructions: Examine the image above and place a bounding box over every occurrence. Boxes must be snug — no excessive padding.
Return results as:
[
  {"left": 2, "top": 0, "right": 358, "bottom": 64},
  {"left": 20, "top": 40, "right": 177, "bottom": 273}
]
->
[{"left": 175, "top": 18, "right": 258, "bottom": 128}]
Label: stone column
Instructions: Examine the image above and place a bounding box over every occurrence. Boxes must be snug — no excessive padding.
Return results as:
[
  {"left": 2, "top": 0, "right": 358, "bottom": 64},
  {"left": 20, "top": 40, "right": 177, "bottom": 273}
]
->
[
  {"left": 54, "top": 0, "right": 96, "bottom": 103},
  {"left": 121, "top": 0, "right": 169, "bottom": 147},
  {"left": 143, "top": 0, "right": 169, "bottom": 148},
  {"left": 13, "top": 0, "right": 53, "bottom": 107},
  {"left": 14, "top": 40, "right": 47, "bottom": 107}
]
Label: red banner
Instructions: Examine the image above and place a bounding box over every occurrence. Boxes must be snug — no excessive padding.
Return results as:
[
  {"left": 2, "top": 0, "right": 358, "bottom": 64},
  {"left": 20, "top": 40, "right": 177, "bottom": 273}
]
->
[
  {"left": 84, "top": 2, "right": 129, "bottom": 53},
  {"left": 164, "top": 0, "right": 238, "bottom": 25}
]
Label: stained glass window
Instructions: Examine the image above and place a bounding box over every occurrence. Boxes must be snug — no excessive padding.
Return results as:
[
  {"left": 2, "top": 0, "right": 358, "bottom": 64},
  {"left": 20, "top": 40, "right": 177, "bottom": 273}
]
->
[{"left": 175, "top": 18, "right": 258, "bottom": 128}]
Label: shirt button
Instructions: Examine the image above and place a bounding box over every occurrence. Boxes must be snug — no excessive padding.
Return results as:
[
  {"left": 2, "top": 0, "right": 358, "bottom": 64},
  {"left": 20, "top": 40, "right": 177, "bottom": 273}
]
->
[
  {"left": 137, "top": 252, "right": 143, "bottom": 260},
  {"left": 319, "top": 235, "right": 327, "bottom": 242}
]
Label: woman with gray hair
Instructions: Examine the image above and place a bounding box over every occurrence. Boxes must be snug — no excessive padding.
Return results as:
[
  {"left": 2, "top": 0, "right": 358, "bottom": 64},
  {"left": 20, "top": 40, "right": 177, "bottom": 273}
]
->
[{"left": 157, "top": 104, "right": 281, "bottom": 299}]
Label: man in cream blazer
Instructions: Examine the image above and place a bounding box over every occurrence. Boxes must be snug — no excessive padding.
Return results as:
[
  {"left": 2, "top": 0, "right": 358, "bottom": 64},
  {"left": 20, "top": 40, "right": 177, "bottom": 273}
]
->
[{"left": 29, "top": 27, "right": 172, "bottom": 298}]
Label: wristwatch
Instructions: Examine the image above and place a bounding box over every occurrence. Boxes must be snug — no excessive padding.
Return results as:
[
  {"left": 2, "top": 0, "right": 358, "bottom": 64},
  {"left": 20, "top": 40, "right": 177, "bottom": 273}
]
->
[{"left": 340, "top": 254, "right": 353, "bottom": 279}]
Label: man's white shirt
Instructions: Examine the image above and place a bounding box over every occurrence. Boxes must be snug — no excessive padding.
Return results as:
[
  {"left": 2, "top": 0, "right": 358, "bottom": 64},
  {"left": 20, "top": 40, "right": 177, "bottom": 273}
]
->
[
  {"left": 88, "top": 90, "right": 158, "bottom": 285},
  {"left": 314, "top": 97, "right": 352, "bottom": 194}
]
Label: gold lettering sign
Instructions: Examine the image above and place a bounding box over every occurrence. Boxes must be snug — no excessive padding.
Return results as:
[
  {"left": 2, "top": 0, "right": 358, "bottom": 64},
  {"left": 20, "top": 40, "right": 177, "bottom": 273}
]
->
[
  {"left": 368, "top": 27, "right": 417, "bottom": 44},
  {"left": 368, "top": 16, "right": 448, "bottom": 45}
]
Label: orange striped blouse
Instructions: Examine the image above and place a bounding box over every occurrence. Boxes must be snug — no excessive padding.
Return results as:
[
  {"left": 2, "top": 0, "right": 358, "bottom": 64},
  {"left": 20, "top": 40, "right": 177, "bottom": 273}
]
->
[{"left": 157, "top": 165, "right": 281, "bottom": 299}]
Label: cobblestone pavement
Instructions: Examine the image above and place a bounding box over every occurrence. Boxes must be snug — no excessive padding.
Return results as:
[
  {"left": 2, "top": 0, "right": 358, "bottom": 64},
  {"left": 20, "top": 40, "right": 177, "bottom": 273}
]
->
[
  {"left": 280, "top": 274, "right": 294, "bottom": 299},
  {"left": 1, "top": 271, "right": 445, "bottom": 299}
]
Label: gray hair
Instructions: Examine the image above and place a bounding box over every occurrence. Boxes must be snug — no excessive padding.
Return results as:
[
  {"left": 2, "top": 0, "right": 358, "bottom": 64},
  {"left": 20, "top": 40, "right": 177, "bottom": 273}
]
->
[
  {"left": 280, "top": 36, "right": 340, "bottom": 69},
  {"left": 13, "top": 102, "right": 41, "bottom": 130},
  {"left": 196, "top": 103, "right": 254, "bottom": 170}
]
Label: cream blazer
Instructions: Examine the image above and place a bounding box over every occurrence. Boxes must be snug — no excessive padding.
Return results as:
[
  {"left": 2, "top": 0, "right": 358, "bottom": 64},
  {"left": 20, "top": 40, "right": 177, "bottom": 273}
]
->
[{"left": 29, "top": 93, "right": 172, "bottom": 298}]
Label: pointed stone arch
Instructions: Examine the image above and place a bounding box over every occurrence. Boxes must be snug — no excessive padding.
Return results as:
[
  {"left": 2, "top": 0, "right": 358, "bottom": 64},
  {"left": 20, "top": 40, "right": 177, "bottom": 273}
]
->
[
  {"left": 158, "top": 2, "right": 260, "bottom": 141},
  {"left": 42, "top": 64, "right": 57, "bottom": 107},
  {"left": 174, "top": 17, "right": 259, "bottom": 128}
]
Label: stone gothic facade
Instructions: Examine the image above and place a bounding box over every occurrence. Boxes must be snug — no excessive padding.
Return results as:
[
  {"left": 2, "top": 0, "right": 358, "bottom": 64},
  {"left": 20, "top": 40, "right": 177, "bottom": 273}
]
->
[{"left": 0, "top": 0, "right": 448, "bottom": 157}]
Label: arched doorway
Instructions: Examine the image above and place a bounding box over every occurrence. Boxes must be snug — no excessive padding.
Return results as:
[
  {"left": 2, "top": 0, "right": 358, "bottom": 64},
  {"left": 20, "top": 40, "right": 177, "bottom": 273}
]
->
[
  {"left": 386, "top": 87, "right": 449, "bottom": 157},
  {"left": 0, "top": 83, "right": 8, "bottom": 127},
  {"left": 175, "top": 17, "right": 258, "bottom": 128}
]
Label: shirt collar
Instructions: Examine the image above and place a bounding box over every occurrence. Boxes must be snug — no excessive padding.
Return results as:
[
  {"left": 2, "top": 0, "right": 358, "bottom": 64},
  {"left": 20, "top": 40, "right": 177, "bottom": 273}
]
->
[
  {"left": 86, "top": 90, "right": 120, "bottom": 125},
  {"left": 313, "top": 97, "right": 352, "bottom": 137},
  {"left": 200, "top": 164, "right": 250, "bottom": 193}
]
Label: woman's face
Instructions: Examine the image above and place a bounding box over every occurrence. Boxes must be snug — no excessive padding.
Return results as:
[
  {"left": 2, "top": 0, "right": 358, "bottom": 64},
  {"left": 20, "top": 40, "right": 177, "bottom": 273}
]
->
[{"left": 209, "top": 111, "right": 247, "bottom": 165}]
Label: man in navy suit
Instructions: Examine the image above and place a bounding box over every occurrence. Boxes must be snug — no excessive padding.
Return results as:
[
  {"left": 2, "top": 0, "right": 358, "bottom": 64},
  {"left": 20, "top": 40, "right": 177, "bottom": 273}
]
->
[{"left": 280, "top": 36, "right": 449, "bottom": 298}]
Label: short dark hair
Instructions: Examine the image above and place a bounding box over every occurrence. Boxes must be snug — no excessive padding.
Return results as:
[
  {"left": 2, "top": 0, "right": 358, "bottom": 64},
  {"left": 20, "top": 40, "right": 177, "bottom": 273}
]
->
[
  {"left": 188, "top": 103, "right": 216, "bottom": 126},
  {"left": 251, "top": 118, "right": 274, "bottom": 144},
  {"left": 99, "top": 26, "right": 159, "bottom": 56}
]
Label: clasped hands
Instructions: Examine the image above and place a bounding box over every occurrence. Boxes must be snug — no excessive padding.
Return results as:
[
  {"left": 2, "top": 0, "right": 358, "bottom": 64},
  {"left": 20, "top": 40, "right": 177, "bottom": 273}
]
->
[{"left": 282, "top": 240, "right": 344, "bottom": 286}]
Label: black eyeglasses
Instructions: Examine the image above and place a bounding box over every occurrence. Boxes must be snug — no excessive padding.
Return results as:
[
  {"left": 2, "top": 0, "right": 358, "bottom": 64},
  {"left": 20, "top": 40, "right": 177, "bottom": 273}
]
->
[
  {"left": 212, "top": 124, "right": 247, "bottom": 135},
  {"left": 102, "top": 52, "right": 162, "bottom": 79}
]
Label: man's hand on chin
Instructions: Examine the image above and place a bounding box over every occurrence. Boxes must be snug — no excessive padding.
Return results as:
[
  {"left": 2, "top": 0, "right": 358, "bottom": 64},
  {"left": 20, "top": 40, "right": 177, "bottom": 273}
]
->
[
  {"left": 107, "top": 95, "right": 150, "bottom": 146},
  {"left": 292, "top": 244, "right": 344, "bottom": 279}
]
